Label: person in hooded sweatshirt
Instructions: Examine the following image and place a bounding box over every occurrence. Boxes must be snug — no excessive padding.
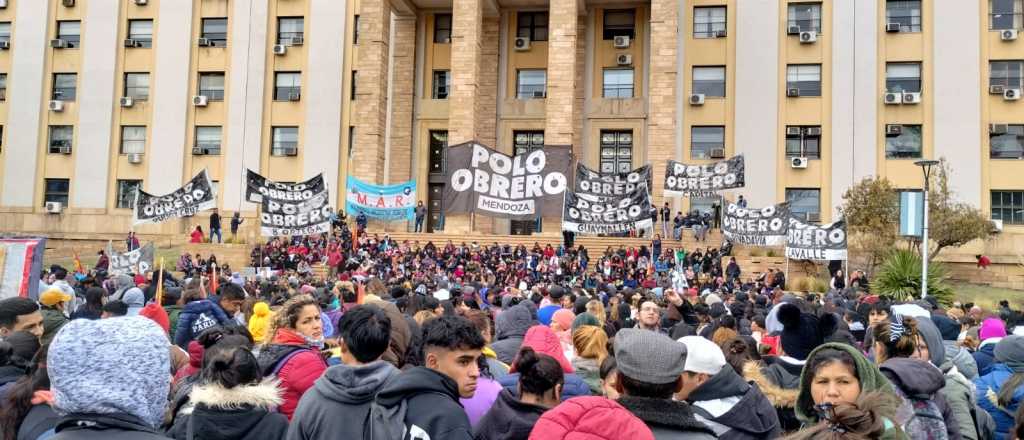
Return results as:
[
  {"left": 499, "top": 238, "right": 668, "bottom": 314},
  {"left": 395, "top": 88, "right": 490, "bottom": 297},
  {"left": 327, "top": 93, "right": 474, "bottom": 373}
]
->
[
  {"left": 975, "top": 335, "right": 1024, "bottom": 439},
  {"left": 933, "top": 314, "right": 980, "bottom": 381},
  {"left": 497, "top": 325, "right": 591, "bottom": 400},
  {"left": 168, "top": 341, "right": 287, "bottom": 440},
  {"left": 974, "top": 318, "right": 1007, "bottom": 377},
  {"left": 46, "top": 316, "right": 171, "bottom": 439},
  {"left": 474, "top": 347, "right": 563, "bottom": 440},
  {"left": 371, "top": 315, "right": 484, "bottom": 440},
  {"left": 174, "top": 283, "right": 246, "bottom": 349},
  {"left": 676, "top": 336, "right": 781, "bottom": 439},
  {"left": 917, "top": 317, "right": 994, "bottom": 440},
  {"left": 287, "top": 305, "right": 398, "bottom": 440},
  {"left": 492, "top": 303, "right": 537, "bottom": 365}
]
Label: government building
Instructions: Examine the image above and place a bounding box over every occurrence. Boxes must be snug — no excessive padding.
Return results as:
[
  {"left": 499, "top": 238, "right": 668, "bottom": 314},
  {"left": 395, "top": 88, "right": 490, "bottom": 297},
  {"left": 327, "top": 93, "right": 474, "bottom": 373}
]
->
[{"left": 0, "top": 0, "right": 1020, "bottom": 243}]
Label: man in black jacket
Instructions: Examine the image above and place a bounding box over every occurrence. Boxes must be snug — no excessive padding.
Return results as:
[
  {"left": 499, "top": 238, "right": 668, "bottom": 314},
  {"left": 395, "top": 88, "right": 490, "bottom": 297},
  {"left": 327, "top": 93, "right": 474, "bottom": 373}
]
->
[{"left": 209, "top": 209, "right": 222, "bottom": 243}]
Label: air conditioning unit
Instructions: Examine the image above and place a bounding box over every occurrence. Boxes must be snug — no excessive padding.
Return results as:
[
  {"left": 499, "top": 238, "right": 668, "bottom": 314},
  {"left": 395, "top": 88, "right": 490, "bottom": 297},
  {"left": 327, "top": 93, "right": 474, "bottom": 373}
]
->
[
  {"left": 192, "top": 95, "right": 208, "bottom": 106},
  {"left": 902, "top": 92, "right": 921, "bottom": 104},
  {"left": 134, "top": 0, "right": 148, "bottom": 5},
  {"left": 799, "top": 31, "right": 817, "bottom": 44},
  {"left": 56, "top": 145, "right": 72, "bottom": 154},
  {"left": 991, "top": 85, "right": 1007, "bottom": 94},
  {"left": 787, "top": 25, "right": 801, "bottom": 35},
  {"left": 127, "top": 153, "right": 143, "bottom": 164},
  {"left": 50, "top": 39, "right": 67, "bottom": 48},
  {"left": 513, "top": 37, "right": 530, "bottom": 51},
  {"left": 613, "top": 35, "right": 631, "bottom": 48},
  {"left": 991, "top": 219, "right": 1004, "bottom": 233},
  {"left": 287, "top": 92, "right": 300, "bottom": 101},
  {"left": 192, "top": 146, "right": 206, "bottom": 155},
  {"left": 1002, "top": 29, "right": 1019, "bottom": 41},
  {"left": 197, "top": 38, "right": 212, "bottom": 47},
  {"left": 786, "top": 126, "right": 802, "bottom": 136},
  {"left": 884, "top": 92, "right": 903, "bottom": 104},
  {"left": 805, "top": 127, "right": 822, "bottom": 136},
  {"left": 689, "top": 94, "right": 705, "bottom": 106},
  {"left": 0, "top": 41, "right": 9, "bottom": 50},
  {"left": 124, "top": 39, "right": 139, "bottom": 47},
  {"left": 714, "top": 29, "right": 727, "bottom": 38},
  {"left": 616, "top": 54, "right": 632, "bottom": 66},
  {"left": 273, "top": 44, "right": 287, "bottom": 55},
  {"left": 48, "top": 100, "right": 64, "bottom": 112},
  {"left": 787, "top": 88, "right": 800, "bottom": 97},
  {"left": 791, "top": 156, "right": 809, "bottom": 169},
  {"left": 807, "top": 213, "right": 821, "bottom": 222},
  {"left": 710, "top": 148, "right": 726, "bottom": 159},
  {"left": 282, "top": 146, "right": 298, "bottom": 156},
  {"left": 120, "top": 96, "right": 134, "bottom": 107},
  {"left": 62, "top": 0, "right": 75, "bottom": 7},
  {"left": 287, "top": 36, "right": 304, "bottom": 46},
  {"left": 886, "top": 23, "right": 901, "bottom": 33},
  {"left": 45, "top": 201, "right": 62, "bottom": 214},
  {"left": 0, "top": 0, "right": 8, "bottom": 8},
  {"left": 886, "top": 124, "right": 903, "bottom": 136},
  {"left": 990, "top": 123, "right": 1009, "bottom": 134},
  {"left": 1005, "top": 88, "right": 1021, "bottom": 101}
]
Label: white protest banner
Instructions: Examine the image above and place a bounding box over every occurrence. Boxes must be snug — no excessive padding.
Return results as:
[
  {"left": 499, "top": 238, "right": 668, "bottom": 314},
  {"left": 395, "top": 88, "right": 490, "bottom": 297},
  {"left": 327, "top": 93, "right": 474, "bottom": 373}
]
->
[
  {"left": 133, "top": 170, "right": 217, "bottom": 225},
  {"left": 246, "top": 169, "right": 325, "bottom": 204},
  {"left": 107, "top": 242, "right": 155, "bottom": 276},
  {"left": 664, "top": 155, "right": 745, "bottom": 197},
  {"left": 786, "top": 218, "right": 848, "bottom": 260},
  {"left": 722, "top": 201, "right": 791, "bottom": 246},
  {"left": 562, "top": 186, "right": 653, "bottom": 235},
  {"left": 259, "top": 186, "right": 332, "bottom": 236},
  {"left": 575, "top": 163, "right": 652, "bottom": 198}
]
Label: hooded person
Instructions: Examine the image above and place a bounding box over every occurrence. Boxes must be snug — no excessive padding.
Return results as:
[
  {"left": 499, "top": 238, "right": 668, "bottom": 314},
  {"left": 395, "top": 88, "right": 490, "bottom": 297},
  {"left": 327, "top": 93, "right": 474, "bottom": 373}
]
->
[
  {"left": 173, "top": 295, "right": 233, "bottom": 349},
  {"left": 916, "top": 317, "right": 993, "bottom": 440},
  {"left": 933, "top": 314, "right": 980, "bottom": 381},
  {"left": 527, "top": 396, "right": 655, "bottom": 440},
  {"left": 498, "top": 326, "right": 591, "bottom": 400},
  {"left": 973, "top": 318, "right": 1006, "bottom": 377},
  {"left": 676, "top": 336, "right": 781, "bottom": 439},
  {"left": 975, "top": 335, "right": 1024, "bottom": 439},
  {"left": 46, "top": 316, "right": 171, "bottom": 439},
  {"left": 38, "top": 288, "right": 72, "bottom": 345},
  {"left": 248, "top": 302, "right": 273, "bottom": 344},
  {"left": 492, "top": 303, "right": 537, "bottom": 365},
  {"left": 110, "top": 275, "right": 135, "bottom": 301},
  {"left": 122, "top": 288, "right": 146, "bottom": 316}
]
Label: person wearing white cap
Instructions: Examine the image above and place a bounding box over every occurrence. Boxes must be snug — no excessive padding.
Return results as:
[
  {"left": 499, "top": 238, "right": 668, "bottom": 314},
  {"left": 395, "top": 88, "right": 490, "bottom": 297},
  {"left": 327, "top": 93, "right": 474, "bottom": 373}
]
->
[{"left": 676, "top": 336, "right": 781, "bottom": 440}]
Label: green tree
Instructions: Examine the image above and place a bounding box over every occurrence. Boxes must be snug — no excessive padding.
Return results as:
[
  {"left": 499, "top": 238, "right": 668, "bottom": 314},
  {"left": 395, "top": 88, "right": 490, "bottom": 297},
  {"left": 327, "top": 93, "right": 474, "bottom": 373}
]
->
[
  {"left": 838, "top": 176, "right": 900, "bottom": 276},
  {"left": 924, "top": 159, "right": 994, "bottom": 262}
]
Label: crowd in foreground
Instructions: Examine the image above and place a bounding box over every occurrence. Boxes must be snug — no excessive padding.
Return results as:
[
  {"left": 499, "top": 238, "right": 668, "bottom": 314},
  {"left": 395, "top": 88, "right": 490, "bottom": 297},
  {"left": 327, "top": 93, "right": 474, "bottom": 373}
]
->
[{"left": 1, "top": 233, "right": 1024, "bottom": 440}]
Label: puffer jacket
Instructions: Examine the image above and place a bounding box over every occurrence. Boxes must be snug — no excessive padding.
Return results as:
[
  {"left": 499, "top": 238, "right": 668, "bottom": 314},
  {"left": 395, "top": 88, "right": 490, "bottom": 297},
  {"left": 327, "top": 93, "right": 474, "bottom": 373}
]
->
[
  {"left": 973, "top": 341, "right": 999, "bottom": 377},
  {"left": 686, "top": 366, "right": 781, "bottom": 439},
  {"left": 173, "top": 300, "right": 231, "bottom": 349},
  {"left": 746, "top": 358, "right": 802, "bottom": 432},
  {"left": 168, "top": 381, "right": 288, "bottom": 440},
  {"left": 256, "top": 329, "right": 327, "bottom": 420},
  {"left": 975, "top": 363, "right": 1024, "bottom": 439},
  {"left": 492, "top": 304, "right": 537, "bottom": 365},
  {"left": 529, "top": 396, "right": 656, "bottom": 440}
]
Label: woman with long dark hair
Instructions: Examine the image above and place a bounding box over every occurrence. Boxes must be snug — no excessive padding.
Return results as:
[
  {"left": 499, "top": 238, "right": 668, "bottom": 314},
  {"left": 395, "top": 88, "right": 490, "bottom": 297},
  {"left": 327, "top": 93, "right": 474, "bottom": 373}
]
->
[
  {"left": 70, "top": 287, "right": 105, "bottom": 320},
  {"left": 474, "top": 347, "right": 564, "bottom": 439}
]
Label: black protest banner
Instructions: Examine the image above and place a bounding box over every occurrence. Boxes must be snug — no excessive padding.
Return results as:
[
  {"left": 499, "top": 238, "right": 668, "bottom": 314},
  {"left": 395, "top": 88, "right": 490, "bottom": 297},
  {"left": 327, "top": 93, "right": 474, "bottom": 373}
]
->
[
  {"left": 562, "top": 187, "right": 654, "bottom": 235},
  {"left": 443, "top": 141, "right": 571, "bottom": 220},
  {"left": 786, "top": 218, "right": 848, "bottom": 260},
  {"left": 107, "top": 242, "right": 155, "bottom": 276},
  {"left": 259, "top": 185, "right": 332, "bottom": 237},
  {"left": 664, "top": 155, "right": 745, "bottom": 197},
  {"left": 133, "top": 170, "right": 217, "bottom": 225},
  {"left": 722, "top": 201, "right": 790, "bottom": 246},
  {"left": 245, "top": 169, "right": 325, "bottom": 203},
  {"left": 575, "top": 163, "right": 652, "bottom": 198}
]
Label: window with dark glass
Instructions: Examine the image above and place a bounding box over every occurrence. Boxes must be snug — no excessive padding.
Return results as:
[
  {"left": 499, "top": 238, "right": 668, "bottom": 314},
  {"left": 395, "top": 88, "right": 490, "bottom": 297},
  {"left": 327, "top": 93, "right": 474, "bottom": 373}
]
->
[
  {"left": 0, "top": 74, "right": 6, "bottom": 101},
  {"left": 120, "top": 126, "right": 146, "bottom": 154},
  {"left": 886, "top": 63, "right": 922, "bottom": 93},
  {"left": 990, "top": 61, "right": 1023, "bottom": 89},
  {"left": 432, "top": 70, "right": 450, "bottom": 99},
  {"left": 351, "top": 71, "right": 357, "bottom": 100},
  {"left": 434, "top": 14, "right": 452, "bottom": 43},
  {"left": 44, "top": 178, "right": 70, "bottom": 207},
  {"left": 785, "top": 126, "right": 821, "bottom": 159},
  {"left": 513, "top": 131, "right": 544, "bottom": 155},
  {"left": 603, "top": 9, "right": 635, "bottom": 39},
  {"left": 787, "top": 3, "right": 822, "bottom": 33},
  {"left": 0, "top": 22, "right": 10, "bottom": 43},
  {"left": 198, "top": 72, "right": 225, "bottom": 100},
  {"left": 599, "top": 130, "right": 632, "bottom": 173},
  {"left": 274, "top": 72, "right": 301, "bottom": 100},
  {"left": 124, "top": 72, "right": 149, "bottom": 100},
  {"left": 991, "top": 190, "right": 1024, "bottom": 224},
  {"left": 277, "top": 17, "right": 304, "bottom": 44},
  {"left": 201, "top": 18, "right": 228, "bottom": 46},
  {"left": 48, "top": 125, "right": 73, "bottom": 153},
  {"left": 692, "top": 66, "right": 726, "bottom": 97},
  {"left": 786, "top": 188, "right": 821, "bottom": 222},
  {"left": 353, "top": 15, "right": 360, "bottom": 44},
  {"left": 886, "top": 1, "right": 922, "bottom": 32},
  {"left": 885, "top": 124, "right": 922, "bottom": 159},
  {"left": 517, "top": 12, "right": 548, "bottom": 41},
  {"left": 116, "top": 180, "right": 142, "bottom": 209},
  {"left": 52, "top": 73, "right": 77, "bottom": 101},
  {"left": 516, "top": 69, "right": 546, "bottom": 99},
  {"left": 195, "top": 126, "right": 222, "bottom": 154},
  {"left": 787, "top": 64, "right": 822, "bottom": 96},
  {"left": 271, "top": 127, "right": 299, "bottom": 156},
  {"left": 991, "top": 124, "right": 1024, "bottom": 159},
  {"left": 603, "top": 68, "right": 633, "bottom": 98},
  {"left": 128, "top": 20, "right": 153, "bottom": 47},
  {"left": 429, "top": 130, "right": 448, "bottom": 174},
  {"left": 691, "top": 126, "right": 724, "bottom": 160},
  {"left": 991, "top": 0, "right": 1023, "bottom": 30},
  {"left": 57, "top": 21, "right": 81, "bottom": 47},
  {"left": 693, "top": 7, "right": 726, "bottom": 38}
]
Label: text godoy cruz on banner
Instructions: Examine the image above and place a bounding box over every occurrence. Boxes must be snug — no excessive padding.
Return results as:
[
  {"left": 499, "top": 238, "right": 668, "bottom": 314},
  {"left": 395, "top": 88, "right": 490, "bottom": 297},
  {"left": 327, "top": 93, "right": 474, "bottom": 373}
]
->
[
  {"left": 260, "top": 186, "right": 332, "bottom": 237},
  {"left": 443, "top": 141, "right": 571, "bottom": 220},
  {"left": 106, "top": 242, "right": 155, "bottom": 276},
  {"left": 722, "top": 201, "right": 791, "bottom": 246},
  {"left": 133, "top": 170, "right": 217, "bottom": 225},
  {"left": 575, "top": 163, "right": 652, "bottom": 198},
  {"left": 345, "top": 176, "right": 417, "bottom": 221},
  {"left": 663, "top": 155, "right": 745, "bottom": 197},
  {"left": 785, "top": 218, "right": 848, "bottom": 260},
  {"left": 562, "top": 186, "right": 654, "bottom": 235},
  {"left": 246, "top": 169, "right": 325, "bottom": 204}
]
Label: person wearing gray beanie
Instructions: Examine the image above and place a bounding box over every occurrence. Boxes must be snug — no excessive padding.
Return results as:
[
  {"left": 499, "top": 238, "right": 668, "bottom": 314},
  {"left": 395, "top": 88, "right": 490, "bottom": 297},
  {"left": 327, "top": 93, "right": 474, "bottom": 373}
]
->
[
  {"left": 976, "top": 335, "right": 1024, "bottom": 439},
  {"left": 47, "top": 316, "right": 171, "bottom": 439}
]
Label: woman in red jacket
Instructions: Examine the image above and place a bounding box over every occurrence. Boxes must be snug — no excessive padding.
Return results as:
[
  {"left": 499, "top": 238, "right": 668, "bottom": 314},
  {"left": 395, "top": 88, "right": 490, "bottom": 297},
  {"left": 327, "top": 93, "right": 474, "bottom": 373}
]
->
[{"left": 256, "top": 294, "right": 327, "bottom": 420}]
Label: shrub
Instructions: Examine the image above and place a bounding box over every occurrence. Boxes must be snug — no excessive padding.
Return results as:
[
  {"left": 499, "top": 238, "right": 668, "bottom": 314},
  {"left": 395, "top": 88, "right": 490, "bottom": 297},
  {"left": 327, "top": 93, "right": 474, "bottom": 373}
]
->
[
  {"left": 749, "top": 248, "right": 764, "bottom": 257},
  {"left": 870, "top": 249, "right": 953, "bottom": 306},
  {"left": 766, "top": 249, "right": 778, "bottom": 258},
  {"left": 792, "top": 276, "right": 812, "bottom": 292},
  {"left": 811, "top": 278, "right": 830, "bottom": 293}
]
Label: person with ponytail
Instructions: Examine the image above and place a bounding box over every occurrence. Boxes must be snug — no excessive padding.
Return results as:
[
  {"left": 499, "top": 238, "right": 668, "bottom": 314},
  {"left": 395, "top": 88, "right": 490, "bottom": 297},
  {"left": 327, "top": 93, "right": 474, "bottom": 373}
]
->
[
  {"left": 975, "top": 335, "right": 1024, "bottom": 439},
  {"left": 873, "top": 313, "right": 961, "bottom": 440},
  {"left": 783, "top": 391, "right": 902, "bottom": 440},
  {"left": 0, "top": 341, "right": 55, "bottom": 440},
  {"left": 570, "top": 321, "right": 608, "bottom": 396},
  {"left": 474, "top": 347, "right": 564, "bottom": 440},
  {"left": 255, "top": 294, "right": 327, "bottom": 420},
  {"left": 169, "top": 341, "right": 287, "bottom": 440}
]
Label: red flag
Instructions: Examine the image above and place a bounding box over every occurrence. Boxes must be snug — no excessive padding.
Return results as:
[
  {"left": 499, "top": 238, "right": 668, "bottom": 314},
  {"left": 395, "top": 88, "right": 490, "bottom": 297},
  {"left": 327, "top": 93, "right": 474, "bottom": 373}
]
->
[
  {"left": 209, "top": 264, "right": 219, "bottom": 297},
  {"left": 73, "top": 252, "right": 85, "bottom": 275}
]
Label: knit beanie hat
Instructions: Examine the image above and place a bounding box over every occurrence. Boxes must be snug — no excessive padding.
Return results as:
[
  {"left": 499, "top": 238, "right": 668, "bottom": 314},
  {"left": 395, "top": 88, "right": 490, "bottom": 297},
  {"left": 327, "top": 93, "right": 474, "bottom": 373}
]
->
[
  {"left": 995, "top": 335, "right": 1024, "bottom": 373},
  {"left": 931, "top": 315, "right": 961, "bottom": 341},
  {"left": 49, "top": 317, "right": 170, "bottom": 428},
  {"left": 778, "top": 303, "right": 823, "bottom": 360},
  {"left": 138, "top": 303, "right": 170, "bottom": 335},
  {"left": 552, "top": 309, "right": 575, "bottom": 332},
  {"left": 511, "top": 325, "right": 573, "bottom": 373},
  {"left": 980, "top": 318, "right": 1007, "bottom": 341},
  {"left": 572, "top": 312, "right": 601, "bottom": 331},
  {"left": 248, "top": 301, "right": 273, "bottom": 344}
]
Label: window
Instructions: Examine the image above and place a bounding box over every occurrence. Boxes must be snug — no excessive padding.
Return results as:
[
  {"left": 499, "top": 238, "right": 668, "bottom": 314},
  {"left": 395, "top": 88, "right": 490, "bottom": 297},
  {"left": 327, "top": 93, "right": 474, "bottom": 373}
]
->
[
  {"left": 886, "top": 1, "right": 922, "bottom": 32},
  {"left": 691, "top": 197, "right": 717, "bottom": 216},
  {"left": 786, "top": 126, "right": 821, "bottom": 159},
  {"left": 692, "top": 66, "right": 726, "bottom": 97},
  {"left": 599, "top": 130, "right": 633, "bottom": 173},
  {"left": 513, "top": 131, "right": 544, "bottom": 155},
  {"left": 0, "top": 74, "right": 6, "bottom": 101},
  {"left": 603, "top": 9, "right": 635, "bottom": 40},
  {"left": 517, "top": 12, "right": 548, "bottom": 41},
  {"left": 516, "top": 69, "right": 546, "bottom": 99},
  {"left": 786, "top": 188, "right": 821, "bottom": 222},
  {"left": 991, "top": 0, "right": 1023, "bottom": 30},
  {"left": 201, "top": 18, "right": 228, "bottom": 46},
  {"left": 348, "top": 126, "right": 355, "bottom": 158},
  {"left": 271, "top": 127, "right": 299, "bottom": 156},
  {"left": 885, "top": 124, "right": 922, "bottom": 158},
  {"left": 351, "top": 71, "right": 357, "bottom": 100},
  {"left": 116, "top": 180, "right": 142, "bottom": 209},
  {"left": 434, "top": 14, "right": 452, "bottom": 43},
  {"left": 990, "top": 61, "right": 1023, "bottom": 89},
  {"left": 48, "top": 126, "right": 73, "bottom": 153},
  {"left": 124, "top": 73, "right": 149, "bottom": 100},
  {"left": 429, "top": 130, "right": 448, "bottom": 174},
  {"left": 787, "top": 64, "right": 822, "bottom": 96},
  {"left": 128, "top": 19, "right": 153, "bottom": 47},
  {"left": 0, "top": 22, "right": 10, "bottom": 43},
  {"left": 195, "top": 126, "right": 222, "bottom": 155},
  {"left": 991, "top": 124, "right": 1024, "bottom": 159},
  {"left": 56, "top": 21, "right": 81, "bottom": 48},
  {"left": 691, "top": 126, "right": 725, "bottom": 160},
  {"left": 886, "top": 62, "right": 922, "bottom": 93},
  {"left": 274, "top": 72, "right": 301, "bottom": 100},
  {"left": 44, "top": 178, "right": 70, "bottom": 207},
  {"left": 353, "top": 15, "right": 360, "bottom": 44},
  {"left": 693, "top": 7, "right": 726, "bottom": 38},
  {"left": 198, "top": 72, "right": 225, "bottom": 100},
  {"left": 52, "top": 73, "right": 77, "bottom": 101},
  {"left": 277, "top": 17, "right": 304, "bottom": 44},
  {"left": 432, "top": 70, "right": 450, "bottom": 99},
  {"left": 992, "top": 190, "right": 1024, "bottom": 224},
  {"left": 120, "top": 126, "right": 146, "bottom": 154},
  {"left": 603, "top": 68, "right": 634, "bottom": 98},
  {"left": 788, "top": 3, "right": 822, "bottom": 33}
]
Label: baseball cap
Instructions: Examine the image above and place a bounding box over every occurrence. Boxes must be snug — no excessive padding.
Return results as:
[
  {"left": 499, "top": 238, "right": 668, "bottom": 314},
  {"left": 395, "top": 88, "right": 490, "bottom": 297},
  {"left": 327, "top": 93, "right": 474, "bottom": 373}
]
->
[
  {"left": 40, "top": 289, "right": 72, "bottom": 307},
  {"left": 677, "top": 336, "right": 726, "bottom": 375}
]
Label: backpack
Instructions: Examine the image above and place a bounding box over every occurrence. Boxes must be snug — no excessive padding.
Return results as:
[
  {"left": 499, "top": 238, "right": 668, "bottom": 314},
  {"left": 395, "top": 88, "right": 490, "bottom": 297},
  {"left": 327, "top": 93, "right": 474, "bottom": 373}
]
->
[{"left": 891, "top": 385, "right": 949, "bottom": 440}]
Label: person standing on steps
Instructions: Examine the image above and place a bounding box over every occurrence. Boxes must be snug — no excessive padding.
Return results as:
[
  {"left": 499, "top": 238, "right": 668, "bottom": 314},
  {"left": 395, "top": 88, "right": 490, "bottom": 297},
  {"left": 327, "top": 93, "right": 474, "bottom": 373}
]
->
[
  {"left": 230, "top": 212, "right": 244, "bottom": 241},
  {"left": 661, "top": 203, "right": 671, "bottom": 238},
  {"left": 209, "top": 208, "right": 222, "bottom": 244},
  {"left": 415, "top": 201, "right": 427, "bottom": 233}
]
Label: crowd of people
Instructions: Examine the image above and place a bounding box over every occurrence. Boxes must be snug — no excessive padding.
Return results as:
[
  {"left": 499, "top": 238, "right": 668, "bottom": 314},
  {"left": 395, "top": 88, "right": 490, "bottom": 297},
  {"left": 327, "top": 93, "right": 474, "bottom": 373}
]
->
[{"left": 2, "top": 228, "right": 1024, "bottom": 440}]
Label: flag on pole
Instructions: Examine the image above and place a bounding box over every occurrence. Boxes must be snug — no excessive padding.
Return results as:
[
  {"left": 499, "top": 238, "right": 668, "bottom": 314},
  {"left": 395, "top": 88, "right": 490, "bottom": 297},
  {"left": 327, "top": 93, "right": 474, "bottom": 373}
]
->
[
  {"left": 209, "top": 263, "right": 219, "bottom": 296},
  {"left": 73, "top": 252, "right": 85, "bottom": 275},
  {"left": 155, "top": 258, "right": 165, "bottom": 305}
]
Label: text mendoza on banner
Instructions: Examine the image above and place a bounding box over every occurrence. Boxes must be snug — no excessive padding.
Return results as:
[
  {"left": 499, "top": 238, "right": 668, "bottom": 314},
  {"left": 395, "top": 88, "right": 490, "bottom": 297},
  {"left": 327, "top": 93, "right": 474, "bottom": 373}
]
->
[
  {"left": 722, "top": 201, "right": 791, "bottom": 246},
  {"left": 663, "top": 155, "right": 745, "bottom": 197},
  {"left": 246, "top": 169, "right": 325, "bottom": 204},
  {"left": 106, "top": 242, "right": 156, "bottom": 276},
  {"left": 133, "top": 170, "right": 217, "bottom": 225},
  {"left": 562, "top": 186, "right": 653, "bottom": 235},
  {"left": 443, "top": 141, "right": 571, "bottom": 220},
  {"left": 575, "top": 163, "right": 652, "bottom": 198},
  {"left": 786, "top": 218, "right": 848, "bottom": 260},
  {"left": 260, "top": 184, "right": 332, "bottom": 237},
  {"left": 345, "top": 176, "right": 417, "bottom": 221}
]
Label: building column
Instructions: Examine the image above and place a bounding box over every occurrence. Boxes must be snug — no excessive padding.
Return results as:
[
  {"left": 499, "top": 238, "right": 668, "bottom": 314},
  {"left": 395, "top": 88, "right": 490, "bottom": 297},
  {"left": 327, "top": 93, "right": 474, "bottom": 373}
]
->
[
  {"left": 352, "top": 0, "right": 392, "bottom": 184},
  {"left": 446, "top": 0, "right": 484, "bottom": 233},
  {"left": 147, "top": 0, "right": 194, "bottom": 194},
  {"left": 303, "top": 0, "right": 347, "bottom": 201},
  {"left": 388, "top": 16, "right": 416, "bottom": 184},
  {"left": 734, "top": 0, "right": 779, "bottom": 207},
  {"left": 545, "top": 0, "right": 578, "bottom": 146},
  {"left": 224, "top": 0, "right": 269, "bottom": 212},
  {"left": 647, "top": 0, "right": 678, "bottom": 208}
]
